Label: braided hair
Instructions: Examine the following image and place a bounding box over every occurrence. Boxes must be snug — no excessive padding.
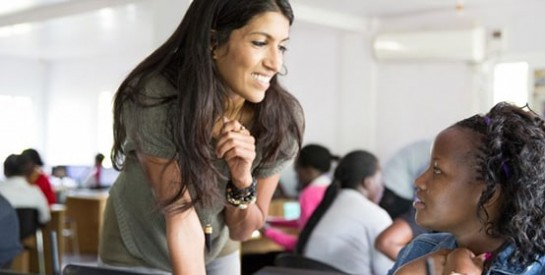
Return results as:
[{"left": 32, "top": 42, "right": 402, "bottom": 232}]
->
[{"left": 454, "top": 101, "right": 545, "bottom": 265}]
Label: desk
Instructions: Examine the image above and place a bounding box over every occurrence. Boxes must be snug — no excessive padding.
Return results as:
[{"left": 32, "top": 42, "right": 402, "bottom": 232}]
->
[{"left": 65, "top": 189, "right": 109, "bottom": 254}]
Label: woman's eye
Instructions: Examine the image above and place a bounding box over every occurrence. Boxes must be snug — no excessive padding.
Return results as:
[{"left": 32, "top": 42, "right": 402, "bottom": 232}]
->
[
  {"left": 432, "top": 161, "right": 441, "bottom": 175},
  {"left": 252, "top": 41, "right": 266, "bottom": 47},
  {"left": 279, "top": 45, "right": 288, "bottom": 53}
]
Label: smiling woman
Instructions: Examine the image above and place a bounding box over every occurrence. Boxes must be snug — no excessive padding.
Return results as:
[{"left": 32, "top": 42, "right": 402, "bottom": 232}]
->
[{"left": 98, "top": 0, "right": 304, "bottom": 275}]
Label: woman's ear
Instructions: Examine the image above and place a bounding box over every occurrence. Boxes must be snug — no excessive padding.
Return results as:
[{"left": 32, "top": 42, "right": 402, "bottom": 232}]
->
[
  {"left": 485, "top": 185, "right": 502, "bottom": 207},
  {"left": 209, "top": 29, "right": 218, "bottom": 58},
  {"left": 481, "top": 184, "right": 503, "bottom": 221}
]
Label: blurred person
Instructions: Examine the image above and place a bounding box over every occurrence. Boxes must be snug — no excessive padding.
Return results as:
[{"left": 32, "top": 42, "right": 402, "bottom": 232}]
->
[
  {"left": 379, "top": 139, "right": 431, "bottom": 219},
  {"left": 21, "top": 148, "right": 56, "bottom": 205},
  {"left": 389, "top": 102, "right": 545, "bottom": 274},
  {"left": 376, "top": 140, "right": 431, "bottom": 261},
  {"left": 261, "top": 144, "right": 338, "bottom": 251},
  {"left": 298, "top": 150, "right": 393, "bottom": 275},
  {"left": 0, "top": 193, "right": 22, "bottom": 269},
  {"left": 83, "top": 153, "right": 106, "bottom": 189},
  {"left": 0, "top": 154, "right": 50, "bottom": 224},
  {"left": 98, "top": 0, "right": 304, "bottom": 274}
]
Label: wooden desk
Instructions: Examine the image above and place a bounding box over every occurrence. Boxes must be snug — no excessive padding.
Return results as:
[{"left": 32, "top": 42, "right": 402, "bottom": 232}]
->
[
  {"left": 241, "top": 198, "right": 299, "bottom": 255},
  {"left": 65, "top": 189, "right": 108, "bottom": 254},
  {"left": 241, "top": 232, "right": 284, "bottom": 255}
]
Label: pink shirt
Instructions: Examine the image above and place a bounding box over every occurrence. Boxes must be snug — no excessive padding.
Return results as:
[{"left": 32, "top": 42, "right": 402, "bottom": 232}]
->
[{"left": 264, "top": 175, "right": 330, "bottom": 251}]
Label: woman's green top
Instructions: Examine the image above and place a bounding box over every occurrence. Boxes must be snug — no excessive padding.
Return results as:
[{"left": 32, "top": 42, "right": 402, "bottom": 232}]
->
[{"left": 99, "top": 74, "right": 301, "bottom": 272}]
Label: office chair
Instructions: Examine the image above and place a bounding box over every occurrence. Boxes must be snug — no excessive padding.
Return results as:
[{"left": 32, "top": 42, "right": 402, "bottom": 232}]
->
[
  {"left": 62, "top": 264, "right": 163, "bottom": 275},
  {"left": 15, "top": 208, "right": 45, "bottom": 275},
  {"left": 274, "top": 253, "right": 346, "bottom": 274}
]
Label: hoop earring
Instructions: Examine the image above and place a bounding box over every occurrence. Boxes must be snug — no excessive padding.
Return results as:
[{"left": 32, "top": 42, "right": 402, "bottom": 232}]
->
[{"left": 278, "top": 65, "right": 288, "bottom": 76}]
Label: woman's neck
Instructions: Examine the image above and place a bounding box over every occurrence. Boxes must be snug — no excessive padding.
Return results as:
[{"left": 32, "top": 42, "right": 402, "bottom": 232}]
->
[
  {"left": 455, "top": 229, "right": 506, "bottom": 256},
  {"left": 224, "top": 95, "right": 245, "bottom": 122}
]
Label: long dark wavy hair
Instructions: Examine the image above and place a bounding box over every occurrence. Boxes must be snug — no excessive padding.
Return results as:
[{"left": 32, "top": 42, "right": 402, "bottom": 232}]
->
[
  {"left": 295, "top": 150, "right": 379, "bottom": 254},
  {"left": 111, "top": 0, "right": 303, "bottom": 213},
  {"left": 454, "top": 101, "right": 545, "bottom": 265}
]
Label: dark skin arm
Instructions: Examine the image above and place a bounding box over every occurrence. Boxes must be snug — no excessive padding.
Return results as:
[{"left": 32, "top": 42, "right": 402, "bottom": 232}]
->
[{"left": 375, "top": 217, "right": 414, "bottom": 261}]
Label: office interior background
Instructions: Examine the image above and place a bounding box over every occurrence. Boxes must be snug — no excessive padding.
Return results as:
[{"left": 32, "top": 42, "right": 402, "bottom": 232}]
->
[{"left": 1, "top": 0, "right": 544, "bottom": 195}]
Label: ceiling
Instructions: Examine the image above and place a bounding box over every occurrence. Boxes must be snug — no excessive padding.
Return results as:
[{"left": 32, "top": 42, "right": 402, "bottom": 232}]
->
[
  {"left": 0, "top": 0, "right": 529, "bottom": 19},
  {"left": 0, "top": 0, "right": 536, "bottom": 59}
]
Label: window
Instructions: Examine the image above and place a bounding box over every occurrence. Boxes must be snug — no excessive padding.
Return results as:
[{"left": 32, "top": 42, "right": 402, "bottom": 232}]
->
[{"left": 0, "top": 95, "right": 38, "bottom": 177}]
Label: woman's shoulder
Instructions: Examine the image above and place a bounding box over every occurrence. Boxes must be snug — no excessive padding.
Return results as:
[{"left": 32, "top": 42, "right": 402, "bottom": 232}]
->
[
  {"left": 392, "top": 232, "right": 456, "bottom": 272},
  {"left": 140, "top": 73, "right": 177, "bottom": 97}
]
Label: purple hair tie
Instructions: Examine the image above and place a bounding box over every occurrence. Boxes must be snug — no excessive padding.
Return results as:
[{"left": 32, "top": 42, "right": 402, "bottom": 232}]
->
[
  {"left": 500, "top": 159, "right": 511, "bottom": 178},
  {"left": 484, "top": 116, "right": 492, "bottom": 126}
]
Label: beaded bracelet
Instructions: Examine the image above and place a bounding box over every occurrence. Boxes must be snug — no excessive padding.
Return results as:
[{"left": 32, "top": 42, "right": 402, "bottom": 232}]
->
[{"left": 226, "top": 178, "right": 257, "bottom": 209}]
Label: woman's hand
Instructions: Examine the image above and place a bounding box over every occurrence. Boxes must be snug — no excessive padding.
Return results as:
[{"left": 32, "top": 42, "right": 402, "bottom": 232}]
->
[{"left": 216, "top": 117, "right": 256, "bottom": 188}]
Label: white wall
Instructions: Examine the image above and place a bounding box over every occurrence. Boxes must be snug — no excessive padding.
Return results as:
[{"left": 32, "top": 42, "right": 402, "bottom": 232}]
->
[
  {"left": 0, "top": 57, "right": 47, "bottom": 176},
  {"left": 372, "top": 1, "right": 545, "bottom": 162},
  {"left": 2, "top": 0, "right": 545, "bottom": 189}
]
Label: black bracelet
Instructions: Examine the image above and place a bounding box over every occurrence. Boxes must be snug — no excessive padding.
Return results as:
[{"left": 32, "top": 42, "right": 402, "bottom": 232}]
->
[{"left": 226, "top": 178, "right": 257, "bottom": 209}]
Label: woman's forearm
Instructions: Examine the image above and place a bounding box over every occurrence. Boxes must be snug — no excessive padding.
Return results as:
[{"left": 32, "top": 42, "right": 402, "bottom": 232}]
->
[{"left": 225, "top": 175, "right": 280, "bottom": 240}]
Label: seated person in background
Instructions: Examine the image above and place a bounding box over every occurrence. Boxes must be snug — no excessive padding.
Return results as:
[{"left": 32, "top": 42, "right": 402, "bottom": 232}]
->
[
  {"left": 376, "top": 140, "right": 431, "bottom": 261},
  {"left": 0, "top": 193, "right": 22, "bottom": 269},
  {"left": 375, "top": 207, "right": 427, "bottom": 261},
  {"left": 0, "top": 154, "right": 51, "bottom": 224},
  {"left": 83, "top": 153, "right": 105, "bottom": 189},
  {"left": 262, "top": 144, "right": 338, "bottom": 251},
  {"left": 389, "top": 102, "right": 545, "bottom": 275},
  {"left": 21, "top": 148, "right": 56, "bottom": 205},
  {"left": 297, "top": 150, "right": 393, "bottom": 275},
  {"left": 379, "top": 139, "right": 431, "bottom": 219}
]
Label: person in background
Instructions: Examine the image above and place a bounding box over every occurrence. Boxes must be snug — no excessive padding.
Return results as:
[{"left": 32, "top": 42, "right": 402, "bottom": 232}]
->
[
  {"left": 21, "top": 148, "right": 56, "bottom": 205},
  {"left": 84, "top": 153, "right": 105, "bottom": 189},
  {"left": 389, "top": 102, "right": 545, "bottom": 274},
  {"left": 379, "top": 139, "right": 431, "bottom": 219},
  {"left": 262, "top": 144, "right": 338, "bottom": 251},
  {"left": 99, "top": 0, "right": 304, "bottom": 274},
  {"left": 298, "top": 150, "right": 393, "bottom": 275},
  {"left": 375, "top": 140, "right": 431, "bottom": 261},
  {"left": 0, "top": 154, "right": 50, "bottom": 224},
  {"left": 0, "top": 193, "right": 22, "bottom": 269}
]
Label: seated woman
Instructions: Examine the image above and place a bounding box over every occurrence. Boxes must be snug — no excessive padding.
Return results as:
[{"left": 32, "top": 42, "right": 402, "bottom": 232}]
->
[
  {"left": 262, "top": 144, "right": 338, "bottom": 251},
  {"left": 297, "top": 150, "right": 393, "bottom": 275},
  {"left": 389, "top": 102, "right": 545, "bottom": 275}
]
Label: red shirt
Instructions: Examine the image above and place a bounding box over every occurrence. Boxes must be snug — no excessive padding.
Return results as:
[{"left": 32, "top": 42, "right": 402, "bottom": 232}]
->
[{"left": 31, "top": 170, "right": 56, "bottom": 205}]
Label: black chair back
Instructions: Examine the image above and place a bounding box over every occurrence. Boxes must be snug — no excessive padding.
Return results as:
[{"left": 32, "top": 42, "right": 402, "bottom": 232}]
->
[
  {"left": 15, "top": 208, "right": 41, "bottom": 240},
  {"left": 274, "top": 253, "right": 346, "bottom": 274}
]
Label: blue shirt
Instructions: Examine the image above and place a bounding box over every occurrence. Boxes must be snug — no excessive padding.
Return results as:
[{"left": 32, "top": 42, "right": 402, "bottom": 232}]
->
[
  {"left": 0, "top": 194, "right": 22, "bottom": 268},
  {"left": 388, "top": 232, "right": 545, "bottom": 275}
]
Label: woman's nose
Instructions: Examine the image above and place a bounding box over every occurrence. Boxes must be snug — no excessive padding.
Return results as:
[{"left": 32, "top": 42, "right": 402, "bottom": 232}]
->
[
  {"left": 264, "top": 47, "right": 283, "bottom": 73},
  {"left": 414, "top": 169, "right": 428, "bottom": 190}
]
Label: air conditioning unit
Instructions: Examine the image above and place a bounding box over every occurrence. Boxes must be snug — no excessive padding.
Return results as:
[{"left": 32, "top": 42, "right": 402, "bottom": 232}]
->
[{"left": 373, "top": 27, "right": 486, "bottom": 63}]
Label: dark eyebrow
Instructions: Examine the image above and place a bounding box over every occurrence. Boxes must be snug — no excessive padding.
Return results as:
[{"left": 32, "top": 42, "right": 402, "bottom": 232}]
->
[{"left": 248, "top": 31, "right": 290, "bottom": 42}]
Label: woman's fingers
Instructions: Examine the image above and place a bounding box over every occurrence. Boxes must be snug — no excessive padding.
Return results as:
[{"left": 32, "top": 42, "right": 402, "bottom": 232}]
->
[{"left": 216, "top": 131, "right": 255, "bottom": 159}]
